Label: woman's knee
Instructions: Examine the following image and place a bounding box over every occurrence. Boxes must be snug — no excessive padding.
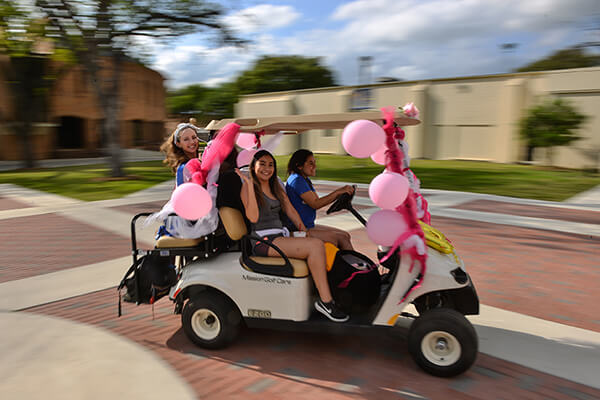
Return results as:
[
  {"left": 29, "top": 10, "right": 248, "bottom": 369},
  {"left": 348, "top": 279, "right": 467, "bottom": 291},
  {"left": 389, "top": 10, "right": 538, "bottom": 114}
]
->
[{"left": 305, "top": 237, "right": 325, "bottom": 255}]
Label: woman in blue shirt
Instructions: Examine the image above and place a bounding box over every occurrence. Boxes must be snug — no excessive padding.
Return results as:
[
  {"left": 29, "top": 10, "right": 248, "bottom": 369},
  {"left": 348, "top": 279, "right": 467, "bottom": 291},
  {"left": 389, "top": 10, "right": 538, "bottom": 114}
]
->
[
  {"left": 286, "top": 149, "right": 355, "bottom": 250},
  {"left": 156, "top": 122, "right": 201, "bottom": 238}
]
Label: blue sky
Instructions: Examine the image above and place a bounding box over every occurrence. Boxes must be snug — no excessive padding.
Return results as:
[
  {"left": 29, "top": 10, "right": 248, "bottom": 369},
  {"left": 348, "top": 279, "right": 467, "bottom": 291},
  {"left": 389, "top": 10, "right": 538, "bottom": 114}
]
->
[{"left": 148, "top": 0, "right": 599, "bottom": 89}]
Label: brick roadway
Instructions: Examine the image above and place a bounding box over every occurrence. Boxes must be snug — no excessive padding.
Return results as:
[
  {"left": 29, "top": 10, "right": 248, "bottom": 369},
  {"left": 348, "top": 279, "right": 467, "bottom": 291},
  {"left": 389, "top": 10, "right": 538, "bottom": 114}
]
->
[
  {"left": 455, "top": 199, "right": 600, "bottom": 225},
  {"left": 0, "top": 196, "right": 30, "bottom": 211},
  {"left": 346, "top": 216, "right": 600, "bottom": 333},
  {"left": 26, "top": 290, "right": 600, "bottom": 400},
  {"left": 4, "top": 186, "right": 600, "bottom": 398},
  {"left": 0, "top": 213, "right": 130, "bottom": 283}
]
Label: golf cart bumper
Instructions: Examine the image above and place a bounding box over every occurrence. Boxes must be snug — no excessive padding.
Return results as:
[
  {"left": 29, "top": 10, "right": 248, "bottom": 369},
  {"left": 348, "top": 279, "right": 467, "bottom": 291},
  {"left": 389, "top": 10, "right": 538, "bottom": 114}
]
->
[{"left": 447, "top": 275, "right": 479, "bottom": 315}]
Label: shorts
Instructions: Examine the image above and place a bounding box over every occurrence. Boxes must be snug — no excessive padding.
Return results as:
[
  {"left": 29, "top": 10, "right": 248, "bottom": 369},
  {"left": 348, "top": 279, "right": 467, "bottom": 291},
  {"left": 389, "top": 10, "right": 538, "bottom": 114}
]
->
[{"left": 251, "top": 233, "right": 284, "bottom": 256}]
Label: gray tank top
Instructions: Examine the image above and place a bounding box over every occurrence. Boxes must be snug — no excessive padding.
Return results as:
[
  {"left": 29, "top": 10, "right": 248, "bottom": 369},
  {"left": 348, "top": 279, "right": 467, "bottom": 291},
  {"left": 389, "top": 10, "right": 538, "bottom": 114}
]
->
[{"left": 251, "top": 193, "right": 283, "bottom": 232}]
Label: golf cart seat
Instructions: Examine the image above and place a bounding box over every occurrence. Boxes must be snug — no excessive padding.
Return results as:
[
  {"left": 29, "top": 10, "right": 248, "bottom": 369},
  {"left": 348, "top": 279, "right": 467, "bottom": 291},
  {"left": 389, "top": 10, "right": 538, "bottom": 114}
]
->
[
  {"left": 155, "top": 236, "right": 205, "bottom": 248},
  {"left": 219, "top": 206, "right": 309, "bottom": 278}
]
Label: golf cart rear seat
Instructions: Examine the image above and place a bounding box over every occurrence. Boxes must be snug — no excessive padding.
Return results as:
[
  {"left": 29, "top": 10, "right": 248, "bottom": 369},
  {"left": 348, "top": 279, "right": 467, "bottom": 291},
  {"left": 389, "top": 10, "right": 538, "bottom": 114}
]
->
[
  {"left": 219, "top": 206, "right": 309, "bottom": 278},
  {"left": 156, "top": 236, "right": 205, "bottom": 248}
]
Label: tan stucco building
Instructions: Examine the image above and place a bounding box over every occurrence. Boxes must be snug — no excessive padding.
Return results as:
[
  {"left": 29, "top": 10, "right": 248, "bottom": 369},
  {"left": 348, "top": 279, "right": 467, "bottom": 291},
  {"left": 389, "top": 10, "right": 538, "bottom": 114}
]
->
[
  {"left": 236, "top": 67, "right": 600, "bottom": 170},
  {"left": 0, "top": 56, "right": 166, "bottom": 161}
]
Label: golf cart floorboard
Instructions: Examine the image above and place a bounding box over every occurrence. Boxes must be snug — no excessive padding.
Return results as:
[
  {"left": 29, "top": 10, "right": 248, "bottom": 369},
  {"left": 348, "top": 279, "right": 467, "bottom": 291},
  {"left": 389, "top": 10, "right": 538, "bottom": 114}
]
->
[{"left": 244, "top": 307, "right": 402, "bottom": 336}]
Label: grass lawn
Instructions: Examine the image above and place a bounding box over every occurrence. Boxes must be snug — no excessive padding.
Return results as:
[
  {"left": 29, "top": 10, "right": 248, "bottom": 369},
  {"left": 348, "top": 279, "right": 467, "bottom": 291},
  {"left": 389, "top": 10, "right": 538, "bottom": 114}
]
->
[
  {"left": 0, "top": 161, "right": 174, "bottom": 201},
  {"left": 0, "top": 156, "right": 598, "bottom": 202}
]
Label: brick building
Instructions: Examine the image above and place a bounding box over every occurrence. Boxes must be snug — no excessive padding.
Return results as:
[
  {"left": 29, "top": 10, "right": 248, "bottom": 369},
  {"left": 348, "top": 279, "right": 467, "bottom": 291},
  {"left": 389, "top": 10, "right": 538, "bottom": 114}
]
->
[{"left": 0, "top": 56, "right": 166, "bottom": 161}]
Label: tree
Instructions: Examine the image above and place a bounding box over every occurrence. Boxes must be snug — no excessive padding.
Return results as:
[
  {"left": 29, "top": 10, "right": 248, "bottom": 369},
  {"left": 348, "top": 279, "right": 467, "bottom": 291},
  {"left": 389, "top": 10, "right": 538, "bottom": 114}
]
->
[
  {"left": 0, "top": 2, "right": 54, "bottom": 168},
  {"left": 515, "top": 47, "right": 600, "bottom": 72},
  {"left": 196, "top": 82, "right": 238, "bottom": 120},
  {"left": 235, "top": 55, "right": 336, "bottom": 95},
  {"left": 33, "top": 0, "right": 243, "bottom": 176},
  {"left": 167, "top": 84, "right": 211, "bottom": 115},
  {"left": 519, "top": 98, "right": 587, "bottom": 165}
]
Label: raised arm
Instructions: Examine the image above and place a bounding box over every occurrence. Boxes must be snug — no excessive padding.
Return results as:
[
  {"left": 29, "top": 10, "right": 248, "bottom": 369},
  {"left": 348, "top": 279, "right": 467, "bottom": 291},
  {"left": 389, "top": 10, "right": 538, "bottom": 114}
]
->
[{"left": 236, "top": 169, "right": 259, "bottom": 223}]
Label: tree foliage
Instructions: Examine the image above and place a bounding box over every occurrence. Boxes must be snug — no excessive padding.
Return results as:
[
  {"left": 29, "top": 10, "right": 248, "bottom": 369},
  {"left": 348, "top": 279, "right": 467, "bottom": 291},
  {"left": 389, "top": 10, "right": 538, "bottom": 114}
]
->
[
  {"left": 167, "top": 55, "right": 337, "bottom": 120},
  {"left": 30, "top": 0, "right": 242, "bottom": 176},
  {"left": 235, "top": 55, "right": 336, "bottom": 95},
  {"left": 515, "top": 47, "right": 600, "bottom": 72},
  {"left": 519, "top": 98, "right": 587, "bottom": 164}
]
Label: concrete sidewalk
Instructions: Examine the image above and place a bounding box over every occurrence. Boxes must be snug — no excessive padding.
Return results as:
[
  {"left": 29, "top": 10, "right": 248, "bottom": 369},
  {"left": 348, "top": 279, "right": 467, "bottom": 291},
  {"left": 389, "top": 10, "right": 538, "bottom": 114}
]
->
[{"left": 1, "top": 180, "right": 599, "bottom": 399}]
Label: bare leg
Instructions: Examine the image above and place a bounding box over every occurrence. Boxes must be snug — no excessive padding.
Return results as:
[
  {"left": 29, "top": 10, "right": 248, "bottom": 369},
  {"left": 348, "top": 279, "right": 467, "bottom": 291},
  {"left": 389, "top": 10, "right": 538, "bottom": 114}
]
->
[
  {"left": 270, "top": 236, "right": 333, "bottom": 303},
  {"left": 308, "top": 225, "right": 353, "bottom": 250}
]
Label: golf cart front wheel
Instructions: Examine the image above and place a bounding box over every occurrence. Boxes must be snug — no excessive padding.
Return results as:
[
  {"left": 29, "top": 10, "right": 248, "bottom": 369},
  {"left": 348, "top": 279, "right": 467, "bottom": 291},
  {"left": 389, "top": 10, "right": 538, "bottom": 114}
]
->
[
  {"left": 182, "top": 291, "right": 241, "bottom": 349},
  {"left": 408, "top": 308, "right": 478, "bottom": 377}
]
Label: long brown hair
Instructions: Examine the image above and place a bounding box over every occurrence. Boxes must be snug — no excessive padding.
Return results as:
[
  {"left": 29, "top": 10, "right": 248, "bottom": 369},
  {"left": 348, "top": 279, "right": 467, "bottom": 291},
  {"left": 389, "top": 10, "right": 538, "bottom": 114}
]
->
[
  {"left": 159, "top": 125, "right": 199, "bottom": 173},
  {"left": 249, "top": 149, "right": 284, "bottom": 208}
]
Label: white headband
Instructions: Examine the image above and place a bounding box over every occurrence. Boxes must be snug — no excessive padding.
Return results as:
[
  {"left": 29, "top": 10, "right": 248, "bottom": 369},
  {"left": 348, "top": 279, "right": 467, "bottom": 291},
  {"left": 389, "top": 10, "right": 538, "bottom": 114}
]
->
[{"left": 173, "top": 123, "right": 200, "bottom": 144}]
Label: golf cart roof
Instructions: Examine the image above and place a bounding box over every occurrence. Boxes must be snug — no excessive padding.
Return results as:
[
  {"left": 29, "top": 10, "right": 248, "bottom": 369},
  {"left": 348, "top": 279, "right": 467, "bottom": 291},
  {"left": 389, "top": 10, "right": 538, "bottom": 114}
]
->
[{"left": 204, "top": 110, "right": 420, "bottom": 134}]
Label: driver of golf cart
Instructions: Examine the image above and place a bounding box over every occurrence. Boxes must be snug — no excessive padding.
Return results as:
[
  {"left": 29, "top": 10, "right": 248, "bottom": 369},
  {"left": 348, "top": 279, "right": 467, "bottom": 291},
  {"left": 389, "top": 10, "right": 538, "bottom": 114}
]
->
[
  {"left": 237, "top": 149, "right": 350, "bottom": 323},
  {"left": 286, "top": 149, "right": 355, "bottom": 251}
]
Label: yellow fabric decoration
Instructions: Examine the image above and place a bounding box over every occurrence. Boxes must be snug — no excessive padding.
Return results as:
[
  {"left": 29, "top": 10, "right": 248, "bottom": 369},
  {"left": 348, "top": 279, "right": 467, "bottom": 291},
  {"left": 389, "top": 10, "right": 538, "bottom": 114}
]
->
[
  {"left": 418, "top": 220, "right": 454, "bottom": 254},
  {"left": 324, "top": 242, "right": 339, "bottom": 271}
]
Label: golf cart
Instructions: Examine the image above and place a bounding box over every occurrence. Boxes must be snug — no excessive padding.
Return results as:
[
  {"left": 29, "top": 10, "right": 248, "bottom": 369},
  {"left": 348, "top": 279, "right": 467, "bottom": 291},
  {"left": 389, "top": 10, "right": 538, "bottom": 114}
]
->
[{"left": 125, "top": 110, "right": 480, "bottom": 377}]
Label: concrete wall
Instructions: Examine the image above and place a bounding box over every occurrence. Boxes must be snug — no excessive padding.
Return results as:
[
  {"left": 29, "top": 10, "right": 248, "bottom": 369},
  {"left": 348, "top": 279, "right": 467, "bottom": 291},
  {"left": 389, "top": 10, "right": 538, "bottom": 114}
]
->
[{"left": 236, "top": 67, "right": 600, "bottom": 170}]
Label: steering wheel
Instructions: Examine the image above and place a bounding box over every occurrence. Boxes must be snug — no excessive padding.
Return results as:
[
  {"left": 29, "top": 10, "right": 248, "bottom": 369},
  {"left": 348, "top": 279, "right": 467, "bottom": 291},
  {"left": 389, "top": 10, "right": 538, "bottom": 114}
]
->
[{"left": 326, "top": 185, "right": 356, "bottom": 215}]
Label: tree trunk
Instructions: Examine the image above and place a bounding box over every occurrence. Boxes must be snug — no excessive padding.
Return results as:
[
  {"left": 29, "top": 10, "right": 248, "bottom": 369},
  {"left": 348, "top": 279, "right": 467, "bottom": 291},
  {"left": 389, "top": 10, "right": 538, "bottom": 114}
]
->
[
  {"left": 104, "top": 54, "right": 123, "bottom": 177},
  {"left": 80, "top": 52, "right": 124, "bottom": 177},
  {"left": 10, "top": 56, "right": 47, "bottom": 169}
]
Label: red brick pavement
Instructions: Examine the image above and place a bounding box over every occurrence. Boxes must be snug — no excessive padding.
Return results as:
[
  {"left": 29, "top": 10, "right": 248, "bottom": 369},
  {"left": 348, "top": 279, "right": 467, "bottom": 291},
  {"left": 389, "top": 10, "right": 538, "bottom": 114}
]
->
[
  {"left": 346, "top": 218, "right": 600, "bottom": 333},
  {"left": 455, "top": 200, "right": 600, "bottom": 225},
  {"left": 0, "top": 213, "right": 130, "bottom": 283},
  {"left": 27, "top": 289, "right": 600, "bottom": 400},
  {"left": 0, "top": 196, "right": 30, "bottom": 211},
  {"left": 110, "top": 200, "right": 167, "bottom": 216}
]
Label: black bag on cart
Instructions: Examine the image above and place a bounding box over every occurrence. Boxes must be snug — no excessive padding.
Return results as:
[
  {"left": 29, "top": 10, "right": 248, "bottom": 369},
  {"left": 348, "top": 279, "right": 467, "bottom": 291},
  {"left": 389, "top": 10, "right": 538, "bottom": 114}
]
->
[
  {"left": 118, "top": 252, "right": 177, "bottom": 306},
  {"left": 327, "top": 250, "right": 381, "bottom": 312}
]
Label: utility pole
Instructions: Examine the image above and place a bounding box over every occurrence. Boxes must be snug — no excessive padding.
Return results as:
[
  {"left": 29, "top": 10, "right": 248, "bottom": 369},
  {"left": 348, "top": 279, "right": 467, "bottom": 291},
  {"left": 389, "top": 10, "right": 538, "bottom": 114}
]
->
[{"left": 358, "top": 56, "right": 373, "bottom": 85}]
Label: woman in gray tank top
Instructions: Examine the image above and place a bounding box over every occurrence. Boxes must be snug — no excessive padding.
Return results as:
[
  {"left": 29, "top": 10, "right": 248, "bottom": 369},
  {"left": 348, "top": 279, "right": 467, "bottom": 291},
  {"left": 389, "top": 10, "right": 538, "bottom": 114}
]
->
[{"left": 237, "top": 149, "right": 349, "bottom": 323}]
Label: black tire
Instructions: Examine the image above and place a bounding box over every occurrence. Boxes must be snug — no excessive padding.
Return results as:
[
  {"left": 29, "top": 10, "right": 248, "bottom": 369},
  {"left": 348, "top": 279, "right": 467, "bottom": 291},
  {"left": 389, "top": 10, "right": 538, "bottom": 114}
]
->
[
  {"left": 181, "top": 291, "right": 241, "bottom": 349},
  {"left": 408, "top": 308, "right": 478, "bottom": 377}
]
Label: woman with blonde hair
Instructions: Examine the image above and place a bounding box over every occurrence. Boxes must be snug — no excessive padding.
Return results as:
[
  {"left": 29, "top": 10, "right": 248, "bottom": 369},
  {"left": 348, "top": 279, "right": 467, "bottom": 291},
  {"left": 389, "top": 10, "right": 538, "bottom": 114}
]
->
[{"left": 160, "top": 122, "right": 202, "bottom": 186}]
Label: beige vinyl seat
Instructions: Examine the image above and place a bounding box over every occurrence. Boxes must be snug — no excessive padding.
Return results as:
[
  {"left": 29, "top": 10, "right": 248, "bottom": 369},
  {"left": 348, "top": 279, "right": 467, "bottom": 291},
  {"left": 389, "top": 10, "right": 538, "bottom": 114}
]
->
[
  {"left": 155, "top": 236, "right": 205, "bottom": 249},
  {"left": 219, "top": 206, "right": 309, "bottom": 278}
]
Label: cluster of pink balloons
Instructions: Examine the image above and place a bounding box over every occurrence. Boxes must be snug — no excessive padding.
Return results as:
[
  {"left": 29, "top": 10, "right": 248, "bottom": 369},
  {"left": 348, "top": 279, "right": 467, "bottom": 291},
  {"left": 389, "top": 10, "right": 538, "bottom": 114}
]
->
[
  {"left": 366, "top": 171, "right": 410, "bottom": 246},
  {"left": 341, "top": 119, "right": 412, "bottom": 246}
]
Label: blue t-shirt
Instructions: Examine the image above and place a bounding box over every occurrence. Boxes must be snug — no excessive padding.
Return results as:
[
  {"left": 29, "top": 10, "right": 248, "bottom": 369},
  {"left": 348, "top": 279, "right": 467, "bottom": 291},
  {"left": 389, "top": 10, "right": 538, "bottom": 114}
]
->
[
  {"left": 176, "top": 163, "right": 187, "bottom": 186},
  {"left": 286, "top": 173, "right": 316, "bottom": 229}
]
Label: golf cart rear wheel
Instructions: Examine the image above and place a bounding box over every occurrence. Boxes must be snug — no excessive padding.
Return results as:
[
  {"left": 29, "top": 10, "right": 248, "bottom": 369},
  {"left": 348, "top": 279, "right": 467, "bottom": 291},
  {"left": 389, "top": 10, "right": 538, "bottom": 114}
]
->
[
  {"left": 408, "top": 308, "right": 477, "bottom": 377},
  {"left": 182, "top": 291, "right": 241, "bottom": 349}
]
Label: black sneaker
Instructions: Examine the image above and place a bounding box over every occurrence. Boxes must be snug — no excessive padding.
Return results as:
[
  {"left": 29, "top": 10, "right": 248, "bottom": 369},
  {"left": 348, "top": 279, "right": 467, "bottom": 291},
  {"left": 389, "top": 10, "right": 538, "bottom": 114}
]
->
[{"left": 315, "top": 300, "right": 349, "bottom": 322}]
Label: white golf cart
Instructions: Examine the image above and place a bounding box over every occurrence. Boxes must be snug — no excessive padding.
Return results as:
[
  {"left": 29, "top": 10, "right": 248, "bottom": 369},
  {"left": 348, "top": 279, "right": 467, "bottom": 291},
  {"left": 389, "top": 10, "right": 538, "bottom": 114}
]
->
[{"left": 127, "top": 111, "right": 480, "bottom": 377}]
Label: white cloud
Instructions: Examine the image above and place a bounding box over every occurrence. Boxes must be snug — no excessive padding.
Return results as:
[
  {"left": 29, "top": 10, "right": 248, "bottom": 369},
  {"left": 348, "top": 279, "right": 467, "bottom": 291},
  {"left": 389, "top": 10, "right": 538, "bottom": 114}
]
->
[
  {"left": 223, "top": 4, "right": 300, "bottom": 34},
  {"left": 157, "top": 0, "right": 598, "bottom": 88}
]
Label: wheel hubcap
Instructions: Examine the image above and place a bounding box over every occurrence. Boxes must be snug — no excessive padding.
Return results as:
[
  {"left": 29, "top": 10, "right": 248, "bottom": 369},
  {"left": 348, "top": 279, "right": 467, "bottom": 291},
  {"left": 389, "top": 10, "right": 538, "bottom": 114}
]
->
[
  {"left": 191, "top": 308, "right": 221, "bottom": 340},
  {"left": 421, "top": 331, "right": 461, "bottom": 366}
]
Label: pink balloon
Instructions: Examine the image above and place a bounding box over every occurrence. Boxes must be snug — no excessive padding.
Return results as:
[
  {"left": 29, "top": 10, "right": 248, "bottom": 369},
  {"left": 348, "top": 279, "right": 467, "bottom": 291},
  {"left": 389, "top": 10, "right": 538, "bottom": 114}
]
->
[
  {"left": 342, "top": 120, "right": 385, "bottom": 158},
  {"left": 236, "top": 148, "right": 257, "bottom": 167},
  {"left": 236, "top": 133, "right": 256, "bottom": 149},
  {"left": 172, "top": 183, "right": 213, "bottom": 220},
  {"left": 370, "top": 145, "right": 387, "bottom": 165},
  {"left": 369, "top": 171, "right": 409, "bottom": 210},
  {"left": 367, "top": 209, "right": 409, "bottom": 246},
  {"left": 371, "top": 141, "right": 400, "bottom": 165}
]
